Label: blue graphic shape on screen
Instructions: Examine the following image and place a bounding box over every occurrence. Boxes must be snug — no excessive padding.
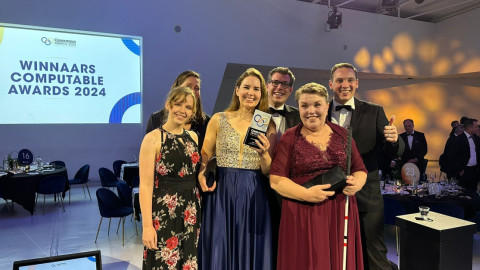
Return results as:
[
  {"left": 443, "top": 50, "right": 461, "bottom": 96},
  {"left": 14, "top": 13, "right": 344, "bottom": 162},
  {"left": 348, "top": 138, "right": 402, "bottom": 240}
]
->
[
  {"left": 87, "top": 256, "right": 96, "bottom": 262},
  {"left": 122, "top": 38, "right": 140, "bottom": 56},
  {"left": 109, "top": 92, "right": 141, "bottom": 123}
]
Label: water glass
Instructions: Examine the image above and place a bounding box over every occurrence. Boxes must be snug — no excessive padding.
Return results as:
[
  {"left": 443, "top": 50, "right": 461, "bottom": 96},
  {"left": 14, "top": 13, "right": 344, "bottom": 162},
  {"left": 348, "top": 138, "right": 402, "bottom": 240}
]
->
[{"left": 419, "top": 206, "right": 430, "bottom": 220}]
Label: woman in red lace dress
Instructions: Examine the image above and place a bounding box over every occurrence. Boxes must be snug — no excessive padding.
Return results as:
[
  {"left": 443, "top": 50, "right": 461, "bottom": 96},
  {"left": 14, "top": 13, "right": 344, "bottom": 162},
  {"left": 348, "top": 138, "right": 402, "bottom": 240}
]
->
[{"left": 270, "top": 83, "right": 367, "bottom": 270}]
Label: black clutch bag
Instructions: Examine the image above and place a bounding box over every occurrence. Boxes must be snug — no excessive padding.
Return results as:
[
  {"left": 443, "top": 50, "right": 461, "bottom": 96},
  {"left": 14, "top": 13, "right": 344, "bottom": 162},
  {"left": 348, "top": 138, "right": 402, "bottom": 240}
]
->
[
  {"left": 301, "top": 166, "right": 347, "bottom": 192},
  {"left": 205, "top": 157, "right": 217, "bottom": 188}
]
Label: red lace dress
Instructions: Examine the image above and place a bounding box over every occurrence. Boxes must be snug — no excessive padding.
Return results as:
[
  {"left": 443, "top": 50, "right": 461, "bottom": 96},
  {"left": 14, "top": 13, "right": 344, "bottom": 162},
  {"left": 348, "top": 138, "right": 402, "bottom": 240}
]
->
[{"left": 270, "top": 122, "right": 367, "bottom": 270}]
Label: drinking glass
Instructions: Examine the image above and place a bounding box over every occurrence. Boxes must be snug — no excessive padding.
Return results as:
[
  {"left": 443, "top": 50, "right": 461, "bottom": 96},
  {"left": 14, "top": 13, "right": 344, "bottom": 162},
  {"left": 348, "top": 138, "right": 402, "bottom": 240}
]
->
[
  {"left": 419, "top": 206, "right": 430, "bottom": 220},
  {"left": 430, "top": 172, "right": 437, "bottom": 182}
]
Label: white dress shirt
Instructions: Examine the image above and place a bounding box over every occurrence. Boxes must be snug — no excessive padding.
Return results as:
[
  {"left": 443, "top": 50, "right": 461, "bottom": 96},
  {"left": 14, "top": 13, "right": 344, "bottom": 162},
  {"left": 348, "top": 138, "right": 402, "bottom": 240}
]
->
[
  {"left": 466, "top": 132, "right": 477, "bottom": 166},
  {"left": 330, "top": 98, "right": 355, "bottom": 128},
  {"left": 270, "top": 105, "right": 286, "bottom": 142}
]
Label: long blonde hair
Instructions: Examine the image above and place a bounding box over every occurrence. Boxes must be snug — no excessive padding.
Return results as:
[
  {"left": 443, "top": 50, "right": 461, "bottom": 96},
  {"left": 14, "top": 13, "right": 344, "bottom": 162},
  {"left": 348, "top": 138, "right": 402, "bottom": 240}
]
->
[{"left": 225, "top": 68, "right": 269, "bottom": 113}]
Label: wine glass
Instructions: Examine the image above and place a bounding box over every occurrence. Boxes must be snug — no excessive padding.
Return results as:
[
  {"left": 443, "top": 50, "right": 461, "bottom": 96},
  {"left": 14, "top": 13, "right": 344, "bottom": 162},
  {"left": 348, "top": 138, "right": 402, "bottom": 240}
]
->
[{"left": 429, "top": 172, "right": 436, "bottom": 183}]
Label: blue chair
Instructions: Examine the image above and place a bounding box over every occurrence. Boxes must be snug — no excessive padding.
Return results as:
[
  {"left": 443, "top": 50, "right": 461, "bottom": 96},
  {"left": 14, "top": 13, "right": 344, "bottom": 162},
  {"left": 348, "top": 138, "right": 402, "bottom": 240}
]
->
[
  {"left": 0, "top": 184, "right": 12, "bottom": 213},
  {"left": 36, "top": 175, "right": 66, "bottom": 215},
  {"left": 384, "top": 197, "right": 406, "bottom": 256},
  {"left": 131, "top": 176, "right": 140, "bottom": 188},
  {"left": 50, "top": 160, "right": 66, "bottom": 168},
  {"left": 99, "top": 167, "right": 120, "bottom": 190},
  {"left": 429, "top": 203, "right": 465, "bottom": 219},
  {"left": 68, "top": 164, "right": 91, "bottom": 204},
  {"left": 95, "top": 188, "right": 136, "bottom": 246},
  {"left": 468, "top": 211, "right": 480, "bottom": 232},
  {"left": 112, "top": 160, "right": 127, "bottom": 179},
  {"left": 116, "top": 182, "right": 133, "bottom": 207}
]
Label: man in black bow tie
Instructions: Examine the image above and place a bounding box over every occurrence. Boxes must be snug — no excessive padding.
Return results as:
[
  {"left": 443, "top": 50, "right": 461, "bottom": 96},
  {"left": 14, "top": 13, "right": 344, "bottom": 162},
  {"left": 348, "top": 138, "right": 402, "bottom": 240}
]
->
[
  {"left": 267, "top": 67, "right": 301, "bottom": 137},
  {"left": 327, "top": 63, "right": 404, "bottom": 270},
  {"left": 266, "top": 67, "right": 301, "bottom": 268},
  {"left": 393, "top": 119, "right": 428, "bottom": 178}
]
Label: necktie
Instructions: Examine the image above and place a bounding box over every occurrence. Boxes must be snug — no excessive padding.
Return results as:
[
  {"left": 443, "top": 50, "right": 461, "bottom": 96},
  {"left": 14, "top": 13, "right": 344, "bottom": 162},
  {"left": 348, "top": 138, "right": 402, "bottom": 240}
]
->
[
  {"left": 270, "top": 108, "right": 286, "bottom": 116},
  {"left": 335, "top": 105, "right": 352, "bottom": 111}
]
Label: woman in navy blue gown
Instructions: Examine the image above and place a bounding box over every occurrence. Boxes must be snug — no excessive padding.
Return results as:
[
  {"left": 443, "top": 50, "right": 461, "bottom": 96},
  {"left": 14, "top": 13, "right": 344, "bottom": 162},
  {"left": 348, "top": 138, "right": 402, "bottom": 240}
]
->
[{"left": 198, "top": 68, "right": 276, "bottom": 270}]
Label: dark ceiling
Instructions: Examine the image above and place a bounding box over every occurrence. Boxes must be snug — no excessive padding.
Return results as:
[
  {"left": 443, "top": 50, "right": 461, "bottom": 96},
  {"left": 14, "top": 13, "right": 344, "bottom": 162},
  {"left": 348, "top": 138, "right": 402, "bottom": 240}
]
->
[{"left": 297, "top": 0, "right": 480, "bottom": 23}]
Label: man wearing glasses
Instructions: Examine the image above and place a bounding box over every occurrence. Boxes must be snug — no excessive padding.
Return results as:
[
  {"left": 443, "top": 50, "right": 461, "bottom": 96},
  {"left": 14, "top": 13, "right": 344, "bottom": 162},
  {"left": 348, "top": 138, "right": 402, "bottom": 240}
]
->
[
  {"left": 266, "top": 67, "right": 301, "bottom": 138},
  {"left": 266, "top": 66, "right": 301, "bottom": 268}
]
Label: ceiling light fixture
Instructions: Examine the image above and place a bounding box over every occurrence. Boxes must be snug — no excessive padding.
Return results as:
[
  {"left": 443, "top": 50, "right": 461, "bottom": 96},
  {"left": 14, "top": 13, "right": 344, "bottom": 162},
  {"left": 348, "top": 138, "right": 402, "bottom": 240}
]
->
[{"left": 326, "top": 6, "right": 342, "bottom": 31}]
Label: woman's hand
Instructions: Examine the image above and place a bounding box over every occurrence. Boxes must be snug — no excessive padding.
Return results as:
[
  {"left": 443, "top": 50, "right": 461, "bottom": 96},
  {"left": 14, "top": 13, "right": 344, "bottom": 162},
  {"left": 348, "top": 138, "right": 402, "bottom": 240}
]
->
[
  {"left": 253, "top": 133, "right": 270, "bottom": 157},
  {"left": 304, "top": 184, "right": 335, "bottom": 203},
  {"left": 343, "top": 172, "right": 366, "bottom": 196},
  {"left": 142, "top": 225, "right": 158, "bottom": 250},
  {"left": 198, "top": 173, "right": 216, "bottom": 192}
]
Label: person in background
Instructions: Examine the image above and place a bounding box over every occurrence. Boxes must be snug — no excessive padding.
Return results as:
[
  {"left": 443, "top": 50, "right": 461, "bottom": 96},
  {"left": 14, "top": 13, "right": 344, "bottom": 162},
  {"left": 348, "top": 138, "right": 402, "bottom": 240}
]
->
[
  {"left": 451, "top": 118, "right": 480, "bottom": 193},
  {"left": 440, "top": 124, "right": 464, "bottom": 179},
  {"left": 449, "top": 120, "right": 460, "bottom": 137},
  {"left": 266, "top": 67, "right": 301, "bottom": 139},
  {"left": 265, "top": 66, "right": 301, "bottom": 266},
  {"left": 139, "top": 86, "right": 202, "bottom": 269},
  {"left": 146, "top": 70, "right": 211, "bottom": 151},
  {"left": 327, "top": 63, "right": 404, "bottom": 270},
  {"left": 392, "top": 119, "right": 428, "bottom": 180},
  {"left": 198, "top": 68, "right": 276, "bottom": 270},
  {"left": 270, "top": 82, "right": 367, "bottom": 269}
]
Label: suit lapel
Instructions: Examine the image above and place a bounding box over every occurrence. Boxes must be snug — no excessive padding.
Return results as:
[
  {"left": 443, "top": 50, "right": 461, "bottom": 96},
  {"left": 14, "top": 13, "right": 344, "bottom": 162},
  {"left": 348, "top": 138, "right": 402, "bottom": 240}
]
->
[
  {"left": 284, "top": 105, "right": 295, "bottom": 129},
  {"left": 350, "top": 98, "right": 363, "bottom": 132}
]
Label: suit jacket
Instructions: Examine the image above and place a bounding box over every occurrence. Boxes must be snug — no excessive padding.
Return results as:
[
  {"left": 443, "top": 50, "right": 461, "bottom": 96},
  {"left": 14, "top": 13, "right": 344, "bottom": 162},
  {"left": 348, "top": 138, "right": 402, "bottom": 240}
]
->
[
  {"left": 399, "top": 131, "right": 427, "bottom": 166},
  {"left": 328, "top": 98, "right": 405, "bottom": 211},
  {"left": 451, "top": 132, "right": 480, "bottom": 176},
  {"left": 269, "top": 105, "right": 301, "bottom": 132}
]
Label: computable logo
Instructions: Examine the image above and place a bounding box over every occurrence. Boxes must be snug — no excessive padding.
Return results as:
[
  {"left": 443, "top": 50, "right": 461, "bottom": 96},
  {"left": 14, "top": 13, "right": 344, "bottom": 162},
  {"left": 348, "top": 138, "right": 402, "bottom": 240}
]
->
[
  {"left": 41, "top": 37, "right": 52, "bottom": 45},
  {"left": 254, "top": 114, "right": 269, "bottom": 128}
]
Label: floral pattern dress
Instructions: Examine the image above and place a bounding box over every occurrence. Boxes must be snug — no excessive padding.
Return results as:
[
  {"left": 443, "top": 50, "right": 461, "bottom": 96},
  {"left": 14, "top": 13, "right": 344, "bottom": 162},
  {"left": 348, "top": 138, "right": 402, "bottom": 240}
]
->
[{"left": 143, "top": 128, "right": 201, "bottom": 270}]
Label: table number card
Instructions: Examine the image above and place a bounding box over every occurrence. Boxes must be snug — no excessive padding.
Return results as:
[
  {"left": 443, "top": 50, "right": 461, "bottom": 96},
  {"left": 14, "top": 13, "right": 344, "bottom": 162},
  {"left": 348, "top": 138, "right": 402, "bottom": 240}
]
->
[{"left": 243, "top": 110, "right": 272, "bottom": 149}]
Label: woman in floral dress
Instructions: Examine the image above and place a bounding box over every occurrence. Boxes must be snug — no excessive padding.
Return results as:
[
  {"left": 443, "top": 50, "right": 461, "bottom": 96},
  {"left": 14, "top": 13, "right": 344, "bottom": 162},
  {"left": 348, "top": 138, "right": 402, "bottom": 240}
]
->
[{"left": 139, "top": 86, "right": 201, "bottom": 270}]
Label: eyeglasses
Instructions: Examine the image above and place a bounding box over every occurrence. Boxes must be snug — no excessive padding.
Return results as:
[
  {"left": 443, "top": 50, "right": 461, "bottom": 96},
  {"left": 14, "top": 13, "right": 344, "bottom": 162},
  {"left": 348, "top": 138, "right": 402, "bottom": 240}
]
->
[{"left": 269, "top": 80, "right": 291, "bottom": 88}]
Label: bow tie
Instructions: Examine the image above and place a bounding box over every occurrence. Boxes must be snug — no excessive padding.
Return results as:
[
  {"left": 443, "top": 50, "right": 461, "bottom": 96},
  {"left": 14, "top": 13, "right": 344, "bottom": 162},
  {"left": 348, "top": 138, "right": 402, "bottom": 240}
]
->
[
  {"left": 407, "top": 134, "right": 414, "bottom": 136},
  {"left": 335, "top": 105, "right": 352, "bottom": 111},
  {"left": 270, "top": 108, "right": 286, "bottom": 116}
]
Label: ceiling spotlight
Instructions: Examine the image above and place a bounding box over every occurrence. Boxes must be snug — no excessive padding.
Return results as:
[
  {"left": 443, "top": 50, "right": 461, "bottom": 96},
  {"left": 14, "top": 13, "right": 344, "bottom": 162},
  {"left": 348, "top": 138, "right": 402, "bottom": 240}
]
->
[
  {"left": 327, "top": 7, "right": 342, "bottom": 30},
  {"left": 381, "top": 0, "right": 399, "bottom": 12}
]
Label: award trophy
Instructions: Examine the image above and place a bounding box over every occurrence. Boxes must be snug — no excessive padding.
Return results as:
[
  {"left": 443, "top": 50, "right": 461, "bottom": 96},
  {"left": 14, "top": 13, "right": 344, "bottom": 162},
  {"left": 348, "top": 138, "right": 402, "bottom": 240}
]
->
[{"left": 243, "top": 109, "right": 272, "bottom": 149}]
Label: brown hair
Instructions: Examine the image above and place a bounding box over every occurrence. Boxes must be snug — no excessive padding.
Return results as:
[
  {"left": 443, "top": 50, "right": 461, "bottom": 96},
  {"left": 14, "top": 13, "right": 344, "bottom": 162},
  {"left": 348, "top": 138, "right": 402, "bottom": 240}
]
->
[
  {"left": 267, "top": 67, "right": 295, "bottom": 87},
  {"left": 295, "top": 82, "right": 329, "bottom": 104},
  {"left": 225, "top": 68, "right": 269, "bottom": 113},
  {"left": 166, "top": 86, "right": 197, "bottom": 116},
  {"left": 164, "top": 70, "right": 206, "bottom": 123},
  {"left": 330, "top": 63, "right": 358, "bottom": 81}
]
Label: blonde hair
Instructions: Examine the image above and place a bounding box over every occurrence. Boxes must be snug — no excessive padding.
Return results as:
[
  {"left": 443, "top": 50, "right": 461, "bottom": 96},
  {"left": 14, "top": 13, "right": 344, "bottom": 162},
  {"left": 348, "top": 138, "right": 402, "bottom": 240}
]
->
[
  {"left": 166, "top": 86, "right": 197, "bottom": 116},
  {"left": 295, "top": 82, "right": 329, "bottom": 104},
  {"left": 225, "top": 68, "right": 269, "bottom": 113}
]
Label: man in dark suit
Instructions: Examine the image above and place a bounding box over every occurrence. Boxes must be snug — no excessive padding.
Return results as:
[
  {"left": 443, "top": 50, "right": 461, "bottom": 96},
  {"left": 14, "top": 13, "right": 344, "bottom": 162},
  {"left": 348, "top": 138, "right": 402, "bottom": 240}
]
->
[
  {"left": 440, "top": 124, "right": 464, "bottom": 178},
  {"left": 327, "top": 63, "right": 404, "bottom": 270},
  {"left": 451, "top": 118, "right": 480, "bottom": 193},
  {"left": 395, "top": 119, "right": 428, "bottom": 179},
  {"left": 266, "top": 67, "right": 301, "bottom": 137},
  {"left": 266, "top": 67, "right": 301, "bottom": 268}
]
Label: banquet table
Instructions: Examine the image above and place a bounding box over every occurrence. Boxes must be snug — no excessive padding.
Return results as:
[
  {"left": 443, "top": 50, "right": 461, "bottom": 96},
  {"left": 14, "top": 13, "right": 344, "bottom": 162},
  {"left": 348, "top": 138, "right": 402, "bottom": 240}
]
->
[
  {"left": 0, "top": 166, "right": 69, "bottom": 215},
  {"left": 383, "top": 186, "right": 480, "bottom": 219}
]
